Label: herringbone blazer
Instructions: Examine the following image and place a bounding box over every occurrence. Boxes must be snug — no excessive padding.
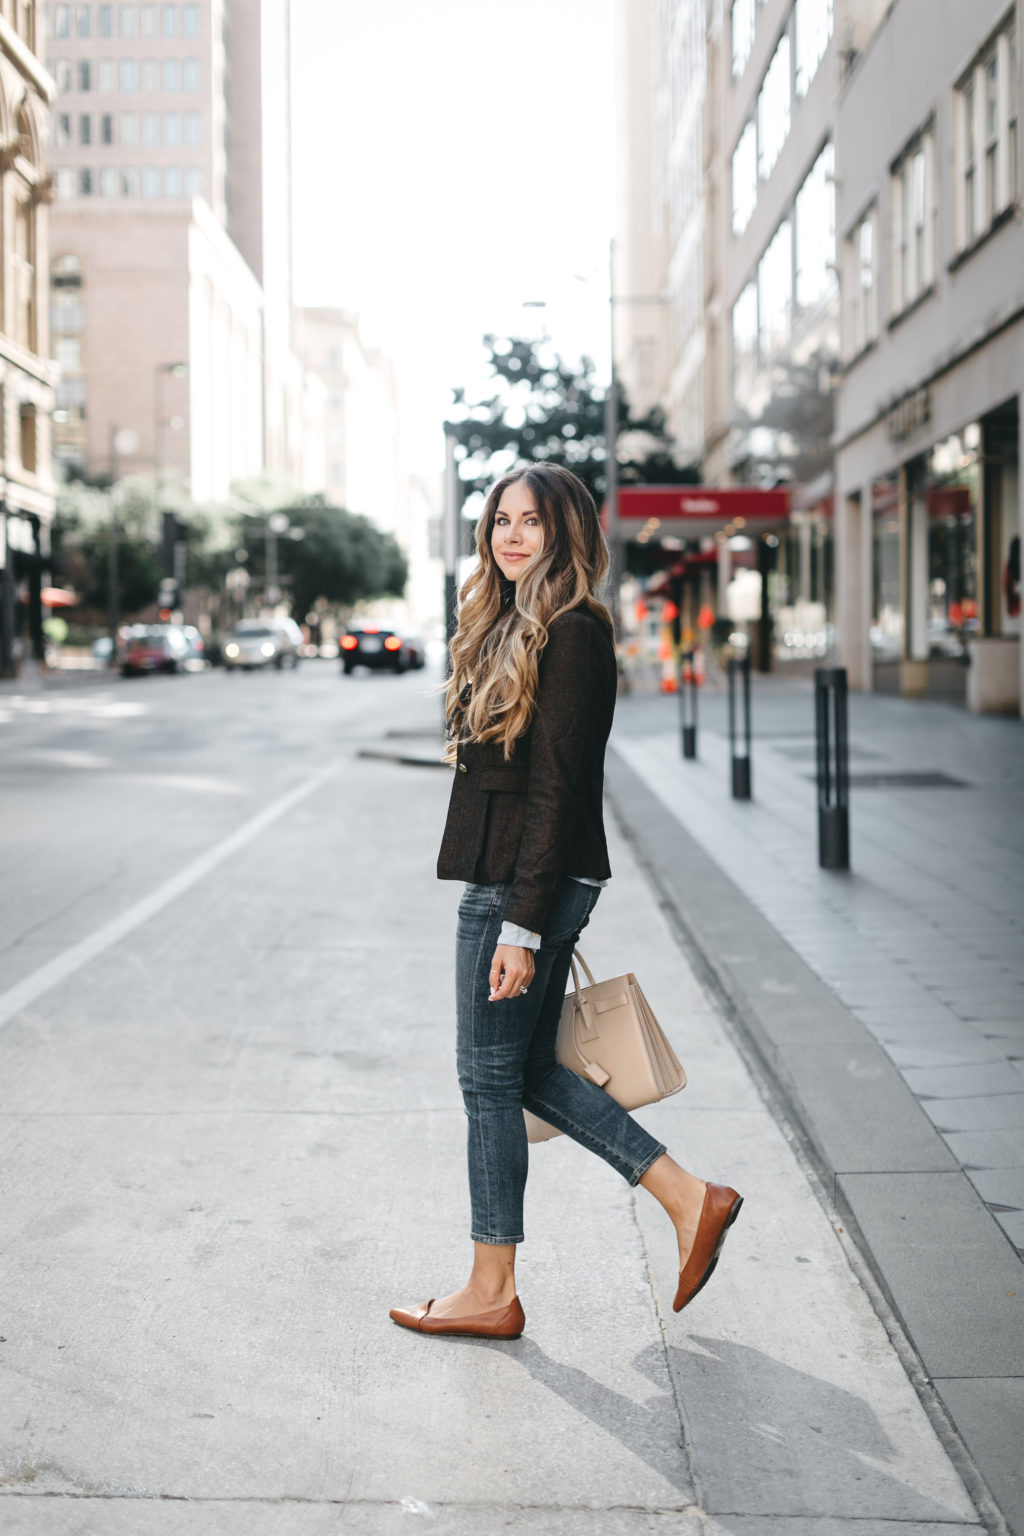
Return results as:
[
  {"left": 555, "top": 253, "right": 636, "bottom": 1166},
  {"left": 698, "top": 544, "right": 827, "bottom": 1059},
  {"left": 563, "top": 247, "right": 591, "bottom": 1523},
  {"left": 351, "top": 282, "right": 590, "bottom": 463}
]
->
[{"left": 437, "top": 606, "right": 616, "bottom": 935}]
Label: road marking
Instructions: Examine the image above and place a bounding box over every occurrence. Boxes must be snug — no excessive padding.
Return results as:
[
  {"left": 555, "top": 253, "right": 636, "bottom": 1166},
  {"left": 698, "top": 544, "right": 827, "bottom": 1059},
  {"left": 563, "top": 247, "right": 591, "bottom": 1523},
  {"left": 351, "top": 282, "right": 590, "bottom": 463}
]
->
[{"left": 0, "top": 763, "right": 337, "bottom": 1030}]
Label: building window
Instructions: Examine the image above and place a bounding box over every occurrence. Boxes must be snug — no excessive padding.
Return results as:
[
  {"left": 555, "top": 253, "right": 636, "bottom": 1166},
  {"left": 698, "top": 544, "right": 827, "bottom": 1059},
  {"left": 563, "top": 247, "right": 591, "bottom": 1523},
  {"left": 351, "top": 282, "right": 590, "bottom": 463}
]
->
[
  {"left": 163, "top": 111, "right": 180, "bottom": 145},
  {"left": 55, "top": 59, "right": 72, "bottom": 91},
  {"left": 162, "top": 3, "right": 178, "bottom": 36},
  {"left": 140, "top": 2, "right": 156, "bottom": 35},
  {"left": 98, "top": 59, "right": 115, "bottom": 91},
  {"left": 758, "top": 217, "right": 793, "bottom": 358},
  {"left": 794, "top": 0, "right": 832, "bottom": 96},
  {"left": 120, "top": 58, "right": 138, "bottom": 91},
  {"left": 55, "top": 4, "right": 71, "bottom": 36},
  {"left": 891, "top": 128, "right": 935, "bottom": 314},
  {"left": 142, "top": 112, "right": 159, "bottom": 145},
  {"left": 77, "top": 4, "right": 91, "bottom": 37},
  {"left": 141, "top": 59, "right": 159, "bottom": 91},
  {"left": 79, "top": 168, "right": 93, "bottom": 195},
  {"left": 183, "top": 1, "right": 198, "bottom": 37},
  {"left": 120, "top": 112, "right": 138, "bottom": 144},
  {"left": 100, "top": 112, "right": 114, "bottom": 143},
  {"left": 142, "top": 166, "right": 159, "bottom": 197},
  {"left": 757, "top": 33, "right": 791, "bottom": 180},
  {"left": 57, "top": 113, "right": 72, "bottom": 147},
  {"left": 844, "top": 205, "right": 878, "bottom": 356},
  {"left": 184, "top": 164, "right": 202, "bottom": 195},
  {"left": 122, "top": 166, "right": 139, "bottom": 195},
  {"left": 731, "top": 119, "right": 757, "bottom": 234},
  {"left": 732, "top": 280, "right": 758, "bottom": 401},
  {"left": 731, "top": 0, "right": 755, "bottom": 78},
  {"left": 184, "top": 109, "right": 200, "bottom": 145},
  {"left": 79, "top": 113, "right": 92, "bottom": 144},
  {"left": 163, "top": 165, "right": 182, "bottom": 196},
  {"left": 795, "top": 141, "right": 836, "bottom": 310},
  {"left": 56, "top": 335, "right": 82, "bottom": 371},
  {"left": 14, "top": 199, "right": 36, "bottom": 349},
  {"left": 183, "top": 57, "right": 199, "bottom": 92},
  {"left": 98, "top": 3, "right": 113, "bottom": 36},
  {"left": 955, "top": 16, "right": 1018, "bottom": 252},
  {"left": 78, "top": 59, "right": 93, "bottom": 91},
  {"left": 99, "top": 166, "right": 119, "bottom": 196},
  {"left": 163, "top": 58, "right": 180, "bottom": 91},
  {"left": 119, "top": 3, "right": 136, "bottom": 36},
  {"left": 20, "top": 405, "right": 38, "bottom": 474},
  {"left": 57, "top": 167, "right": 77, "bottom": 199}
]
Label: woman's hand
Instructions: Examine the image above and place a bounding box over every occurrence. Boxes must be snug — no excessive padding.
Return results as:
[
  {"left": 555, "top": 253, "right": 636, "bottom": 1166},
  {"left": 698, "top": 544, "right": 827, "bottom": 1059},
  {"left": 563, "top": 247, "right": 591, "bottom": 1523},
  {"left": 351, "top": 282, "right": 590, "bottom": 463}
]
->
[{"left": 488, "top": 944, "right": 536, "bottom": 1002}]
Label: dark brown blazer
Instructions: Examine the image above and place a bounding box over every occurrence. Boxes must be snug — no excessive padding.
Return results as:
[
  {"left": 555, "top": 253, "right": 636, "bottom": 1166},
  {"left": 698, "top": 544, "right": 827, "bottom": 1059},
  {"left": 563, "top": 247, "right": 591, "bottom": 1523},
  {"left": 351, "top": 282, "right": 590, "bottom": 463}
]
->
[{"left": 437, "top": 606, "right": 616, "bottom": 935}]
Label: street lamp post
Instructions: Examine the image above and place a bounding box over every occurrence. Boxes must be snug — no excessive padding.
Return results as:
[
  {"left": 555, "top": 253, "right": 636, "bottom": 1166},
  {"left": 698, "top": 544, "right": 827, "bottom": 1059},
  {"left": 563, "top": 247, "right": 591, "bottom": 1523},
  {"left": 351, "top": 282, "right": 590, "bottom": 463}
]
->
[{"left": 605, "top": 240, "right": 670, "bottom": 631}]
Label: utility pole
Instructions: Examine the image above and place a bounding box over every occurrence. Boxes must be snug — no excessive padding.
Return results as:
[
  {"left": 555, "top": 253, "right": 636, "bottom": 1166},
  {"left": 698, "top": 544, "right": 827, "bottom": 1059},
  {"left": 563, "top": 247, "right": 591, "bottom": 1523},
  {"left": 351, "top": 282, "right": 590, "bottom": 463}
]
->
[
  {"left": 443, "top": 427, "right": 460, "bottom": 677},
  {"left": 108, "top": 424, "right": 120, "bottom": 649}
]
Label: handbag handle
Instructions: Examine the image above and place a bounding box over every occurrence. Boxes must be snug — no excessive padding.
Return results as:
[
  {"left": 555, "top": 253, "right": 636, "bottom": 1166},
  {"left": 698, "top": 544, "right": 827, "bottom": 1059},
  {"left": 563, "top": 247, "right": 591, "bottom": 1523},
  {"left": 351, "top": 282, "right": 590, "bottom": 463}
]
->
[
  {"left": 568, "top": 948, "right": 597, "bottom": 1001},
  {"left": 567, "top": 950, "right": 611, "bottom": 1087}
]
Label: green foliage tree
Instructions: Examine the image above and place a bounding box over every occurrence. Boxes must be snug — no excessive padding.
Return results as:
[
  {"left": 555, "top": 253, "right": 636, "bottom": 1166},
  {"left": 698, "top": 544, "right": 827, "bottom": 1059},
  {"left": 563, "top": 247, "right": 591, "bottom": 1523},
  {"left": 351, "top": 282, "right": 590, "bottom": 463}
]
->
[
  {"left": 51, "top": 480, "right": 162, "bottom": 618},
  {"left": 238, "top": 497, "right": 408, "bottom": 620},
  {"left": 444, "top": 335, "right": 699, "bottom": 508}
]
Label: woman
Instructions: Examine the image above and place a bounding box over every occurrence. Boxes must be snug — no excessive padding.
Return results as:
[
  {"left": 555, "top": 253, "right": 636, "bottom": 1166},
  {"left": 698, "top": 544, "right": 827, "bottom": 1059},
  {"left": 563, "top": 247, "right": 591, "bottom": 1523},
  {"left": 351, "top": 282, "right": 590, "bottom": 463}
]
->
[{"left": 390, "top": 464, "right": 741, "bottom": 1340}]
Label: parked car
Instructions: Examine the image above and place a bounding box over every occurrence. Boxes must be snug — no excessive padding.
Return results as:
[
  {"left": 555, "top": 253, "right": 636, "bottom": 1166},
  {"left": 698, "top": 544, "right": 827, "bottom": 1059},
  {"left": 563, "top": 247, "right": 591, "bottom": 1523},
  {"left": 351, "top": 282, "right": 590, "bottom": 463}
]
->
[
  {"left": 120, "top": 624, "right": 190, "bottom": 676},
  {"left": 223, "top": 617, "right": 302, "bottom": 670},
  {"left": 182, "top": 625, "right": 208, "bottom": 669},
  {"left": 339, "top": 625, "right": 426, "bottom": 675}
]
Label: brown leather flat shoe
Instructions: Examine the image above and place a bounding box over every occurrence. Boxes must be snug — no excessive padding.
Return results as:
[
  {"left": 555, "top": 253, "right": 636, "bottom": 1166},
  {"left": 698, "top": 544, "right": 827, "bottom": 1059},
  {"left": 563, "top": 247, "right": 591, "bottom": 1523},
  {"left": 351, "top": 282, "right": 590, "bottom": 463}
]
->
[
  {"left": 389, "top": 1296, "right": 525, "bottom": 1339},
  {"left": 673, "top": 1182, "right": 743, "bottom": 1313}
]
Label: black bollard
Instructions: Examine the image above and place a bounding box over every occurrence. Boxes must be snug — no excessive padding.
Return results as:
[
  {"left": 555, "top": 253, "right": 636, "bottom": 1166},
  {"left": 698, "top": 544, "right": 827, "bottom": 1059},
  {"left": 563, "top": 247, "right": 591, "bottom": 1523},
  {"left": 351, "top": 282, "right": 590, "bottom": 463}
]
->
[
  {"left": 728, "top": 654, "right": 752, "bottom": 799},
  {"left": 815, "top": 667, "right": 850, "bottom": 869},
  {"left": 679, "top": 650, "right": 698, "bottom": 759}
]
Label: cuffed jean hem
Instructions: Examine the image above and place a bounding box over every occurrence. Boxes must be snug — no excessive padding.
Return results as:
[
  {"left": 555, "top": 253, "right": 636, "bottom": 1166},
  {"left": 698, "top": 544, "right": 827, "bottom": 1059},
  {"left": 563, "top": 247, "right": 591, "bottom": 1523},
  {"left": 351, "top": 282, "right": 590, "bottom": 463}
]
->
[
  {"left": 471, "top": 1231, "right": 525, "bottom": 1246},
  {"left": 625, "top": 1142, "right": 669, "bottom": 1188}
]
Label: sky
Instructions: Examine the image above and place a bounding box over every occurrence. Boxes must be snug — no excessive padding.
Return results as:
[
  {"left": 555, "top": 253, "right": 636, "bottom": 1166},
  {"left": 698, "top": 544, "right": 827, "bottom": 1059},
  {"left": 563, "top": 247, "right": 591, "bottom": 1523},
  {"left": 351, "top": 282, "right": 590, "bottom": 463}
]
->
[{"left": 290, "top": 0, "right": 615, "bottom": 474}]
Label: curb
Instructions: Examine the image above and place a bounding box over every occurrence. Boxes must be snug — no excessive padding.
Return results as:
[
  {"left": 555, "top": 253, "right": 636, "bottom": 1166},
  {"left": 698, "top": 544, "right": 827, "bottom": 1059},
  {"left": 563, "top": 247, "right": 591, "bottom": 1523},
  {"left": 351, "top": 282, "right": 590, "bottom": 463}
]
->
[{"left": 606, "top": 745, "right": 1021, "bottom": 1536}]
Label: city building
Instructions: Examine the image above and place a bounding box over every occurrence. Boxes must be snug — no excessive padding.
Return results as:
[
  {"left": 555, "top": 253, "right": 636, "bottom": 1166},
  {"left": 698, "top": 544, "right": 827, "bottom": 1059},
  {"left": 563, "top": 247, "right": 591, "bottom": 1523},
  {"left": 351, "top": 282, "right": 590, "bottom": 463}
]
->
[
  {"left": 0, "top": 0, "right": 58, "bottom": 674},
  {"left": 44, "top": 0, "right": 307, "bottom": 504},
  {"left": 833, "top": 0, "right": 1023, "bottom": 713}
]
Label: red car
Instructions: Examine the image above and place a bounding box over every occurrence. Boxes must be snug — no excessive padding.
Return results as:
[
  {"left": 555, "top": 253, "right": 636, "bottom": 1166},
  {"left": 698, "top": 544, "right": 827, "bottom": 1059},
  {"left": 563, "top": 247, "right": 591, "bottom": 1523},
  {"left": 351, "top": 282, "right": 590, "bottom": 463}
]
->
[{"left": 120, "top": 624, "right": 190, "bottom": 676}]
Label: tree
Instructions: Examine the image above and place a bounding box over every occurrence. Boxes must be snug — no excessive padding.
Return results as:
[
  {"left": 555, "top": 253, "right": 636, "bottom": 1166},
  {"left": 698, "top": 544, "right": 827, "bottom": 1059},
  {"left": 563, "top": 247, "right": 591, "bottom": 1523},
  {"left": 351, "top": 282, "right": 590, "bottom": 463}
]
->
[
  {"left": 252, "top": 497, "right": 408, "bottom": 620},
  {"left": 51, "top": 480, "right": 162, "bottom": 619},
  {"left": 444, "top": 334, "right": 699, "bottom": 508}
]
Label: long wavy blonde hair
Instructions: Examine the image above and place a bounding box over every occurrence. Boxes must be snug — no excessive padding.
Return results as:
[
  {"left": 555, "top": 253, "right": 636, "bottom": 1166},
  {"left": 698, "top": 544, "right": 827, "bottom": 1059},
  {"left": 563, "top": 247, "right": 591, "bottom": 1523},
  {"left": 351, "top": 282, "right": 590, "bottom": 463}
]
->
[{"left": 444, "top": 464, "right": 613, "bottom": 762}]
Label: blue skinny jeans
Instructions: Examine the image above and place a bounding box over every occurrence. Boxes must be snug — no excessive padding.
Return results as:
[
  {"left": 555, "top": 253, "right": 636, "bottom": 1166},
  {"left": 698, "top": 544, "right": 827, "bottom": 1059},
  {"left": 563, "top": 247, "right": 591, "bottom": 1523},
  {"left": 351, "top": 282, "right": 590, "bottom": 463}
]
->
[{"left": 455, "top": 878, "right": 667, "bottom": 1245}]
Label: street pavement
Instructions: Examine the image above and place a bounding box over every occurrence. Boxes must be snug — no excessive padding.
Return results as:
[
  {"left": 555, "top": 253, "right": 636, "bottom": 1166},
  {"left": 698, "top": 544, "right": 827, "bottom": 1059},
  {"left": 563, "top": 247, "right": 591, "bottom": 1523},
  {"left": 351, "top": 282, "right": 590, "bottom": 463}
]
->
[
  {"left": 0, "top": 660, "right": 1008, "bottom": 1534},
  {"left": 610, "top": 666, "right": 1024, "bottom": 1535}
]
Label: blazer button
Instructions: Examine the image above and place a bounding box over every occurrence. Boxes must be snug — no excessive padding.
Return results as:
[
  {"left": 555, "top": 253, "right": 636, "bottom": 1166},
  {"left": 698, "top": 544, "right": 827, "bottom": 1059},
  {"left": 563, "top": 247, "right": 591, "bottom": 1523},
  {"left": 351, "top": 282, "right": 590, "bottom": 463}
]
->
[{"left": 458, "top": 763, "right": 468, "bottom": 774}]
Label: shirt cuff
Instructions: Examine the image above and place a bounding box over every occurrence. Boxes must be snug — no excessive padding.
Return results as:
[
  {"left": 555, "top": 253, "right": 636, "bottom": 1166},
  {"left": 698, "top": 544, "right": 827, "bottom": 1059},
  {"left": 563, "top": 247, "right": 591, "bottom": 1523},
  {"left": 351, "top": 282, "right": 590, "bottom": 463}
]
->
[{"left": 499, "top": 920, "right": 541, "bottom": 951}]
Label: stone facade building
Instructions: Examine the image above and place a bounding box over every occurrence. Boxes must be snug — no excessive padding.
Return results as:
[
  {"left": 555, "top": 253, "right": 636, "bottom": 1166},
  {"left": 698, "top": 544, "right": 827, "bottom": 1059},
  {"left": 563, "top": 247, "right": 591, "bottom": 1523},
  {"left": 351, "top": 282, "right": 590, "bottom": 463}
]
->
[{"left": 0, "top": 0, "right": 57, "bottom": 673}]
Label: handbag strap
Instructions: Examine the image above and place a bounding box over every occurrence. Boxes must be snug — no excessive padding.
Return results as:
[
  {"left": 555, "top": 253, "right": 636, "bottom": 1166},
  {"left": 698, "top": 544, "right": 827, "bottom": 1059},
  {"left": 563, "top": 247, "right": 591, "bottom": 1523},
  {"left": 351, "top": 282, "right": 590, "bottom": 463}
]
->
[
  {"left": 569, "top": 948, "right": 597, "bottom": 997},
  {"left": 567, "top": 949, "right": 611, "bottom": 1087}
]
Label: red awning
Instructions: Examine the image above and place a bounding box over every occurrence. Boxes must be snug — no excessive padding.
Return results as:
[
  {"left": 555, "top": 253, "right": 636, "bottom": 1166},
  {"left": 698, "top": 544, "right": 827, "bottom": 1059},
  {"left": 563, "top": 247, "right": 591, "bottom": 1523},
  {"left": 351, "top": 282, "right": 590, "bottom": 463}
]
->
[{"left": 603, "top": 484, "right": 791, "bottom": 537}]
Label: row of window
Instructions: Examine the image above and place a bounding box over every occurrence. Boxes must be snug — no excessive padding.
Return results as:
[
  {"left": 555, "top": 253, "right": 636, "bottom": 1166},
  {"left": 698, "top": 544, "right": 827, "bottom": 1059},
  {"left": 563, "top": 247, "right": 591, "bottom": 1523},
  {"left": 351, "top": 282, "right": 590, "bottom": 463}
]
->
[
  {"left": 56, "top": 163, "right": 204, "bottom": 198},
  {"left": 731, "top": 0, "right": 833, "bottom": 235},
  {"left": 843, "top": 15, "right": 1018, "bottom": 360},
  {"left": 53, "top": 56, "right": 202, "bottom": 93},
  {"left": 57, "top": 109, "right": 202, "bottom": 147},
  {"left": 731, "top": 0, "right": 831, "bottom": 90},
  {"left": 50, "top": 3, "right": 200, "bottom": 39},
  {"left": 732, "top": 141, "right": 837, "bottom": 398}
]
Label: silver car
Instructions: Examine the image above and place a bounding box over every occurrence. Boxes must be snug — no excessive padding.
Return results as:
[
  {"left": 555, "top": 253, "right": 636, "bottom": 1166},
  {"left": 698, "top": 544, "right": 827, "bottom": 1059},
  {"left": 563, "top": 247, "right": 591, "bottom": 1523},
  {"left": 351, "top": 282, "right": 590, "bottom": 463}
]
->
[{"left": 223, "top": 618, "right": 302, "bottom": 670}]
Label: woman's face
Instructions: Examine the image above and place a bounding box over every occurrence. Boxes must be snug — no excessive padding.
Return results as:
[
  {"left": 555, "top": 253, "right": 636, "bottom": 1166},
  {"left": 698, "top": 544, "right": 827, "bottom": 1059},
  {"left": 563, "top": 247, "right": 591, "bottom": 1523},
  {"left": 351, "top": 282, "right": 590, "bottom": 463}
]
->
[{"left": 491, "top": 479, "right": 543, "bottom": 582}]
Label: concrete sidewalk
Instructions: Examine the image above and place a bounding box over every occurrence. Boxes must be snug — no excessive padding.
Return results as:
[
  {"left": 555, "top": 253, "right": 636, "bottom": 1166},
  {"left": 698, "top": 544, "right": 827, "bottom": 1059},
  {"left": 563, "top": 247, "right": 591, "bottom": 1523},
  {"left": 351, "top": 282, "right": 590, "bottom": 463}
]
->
[
  {"left": 0, "top": 671, "right": 996, "bottom": 1533},
  {"left": 609, "top": 672, "right": 1023, "bottom": 1535}
]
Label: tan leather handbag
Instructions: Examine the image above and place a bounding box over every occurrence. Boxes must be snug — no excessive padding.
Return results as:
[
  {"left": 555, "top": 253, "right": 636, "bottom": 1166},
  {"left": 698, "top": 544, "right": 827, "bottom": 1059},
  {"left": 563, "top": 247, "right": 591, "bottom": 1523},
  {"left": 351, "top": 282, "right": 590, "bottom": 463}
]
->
[{"left": 525, "top": 950, "right": 687, "bottom": 1143}]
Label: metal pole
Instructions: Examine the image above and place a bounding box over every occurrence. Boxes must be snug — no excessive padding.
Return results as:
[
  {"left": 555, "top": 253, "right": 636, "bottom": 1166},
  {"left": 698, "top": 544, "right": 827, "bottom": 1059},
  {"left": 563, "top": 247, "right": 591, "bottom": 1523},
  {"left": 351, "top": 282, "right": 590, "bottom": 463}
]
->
[
  {"left": 265, "top": 523, "right": 278, "bottom": 606},
  {"left": 729, "top": 654, "right": 752, "bottom": 799},
  {"left": 680, "top": 649, "right": 697, "bottom": 758},
  {"left": 108, "top": 426, "right": 120, "bottom": 652},
  {"left": 605, "top": 238, "right": 620, "bottom": 631},
  {"left": 815, "top": 667, "right": 850, "bottom": 868},
  {"left": 443, "top": 428, "right": 459, "bottom": 678}
]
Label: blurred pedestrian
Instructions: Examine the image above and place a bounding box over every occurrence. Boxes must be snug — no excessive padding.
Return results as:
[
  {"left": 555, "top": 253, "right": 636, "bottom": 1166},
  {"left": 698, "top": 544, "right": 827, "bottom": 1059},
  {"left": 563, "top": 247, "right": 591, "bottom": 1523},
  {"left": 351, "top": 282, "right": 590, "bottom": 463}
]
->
[{"left": 390, "top": 464, "right": 742, "bottom": 1340}]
